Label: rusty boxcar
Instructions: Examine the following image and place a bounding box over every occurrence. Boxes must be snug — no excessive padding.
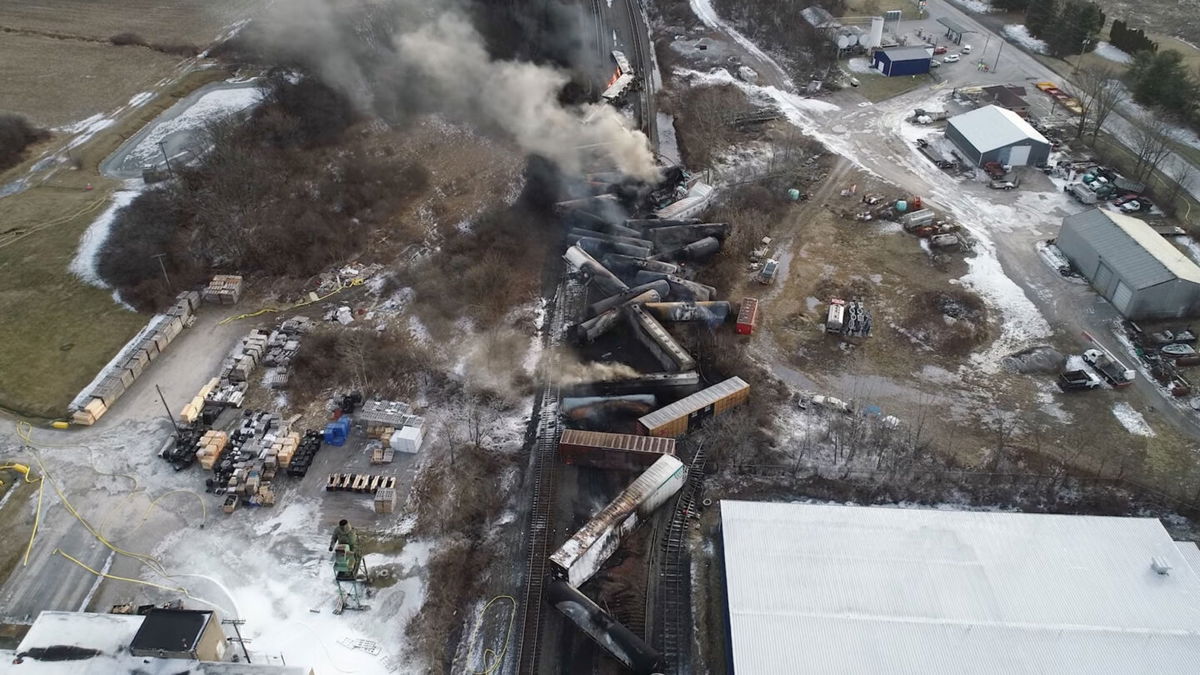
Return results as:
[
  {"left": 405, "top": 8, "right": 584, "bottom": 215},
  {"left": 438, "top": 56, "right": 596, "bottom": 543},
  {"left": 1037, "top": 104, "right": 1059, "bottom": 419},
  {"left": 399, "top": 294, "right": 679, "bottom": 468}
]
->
[
  {"left": 736, "top": 298, "right": 759, "bottom": 335},
  {"left": 637, "top": 376, "right": 750, "bottom": 437},
  {"left": 558, "top": 429, "right": 676, "bottom": 471},
  {"left": 549, "top": 454, "right": 686, "bottom": 587}
]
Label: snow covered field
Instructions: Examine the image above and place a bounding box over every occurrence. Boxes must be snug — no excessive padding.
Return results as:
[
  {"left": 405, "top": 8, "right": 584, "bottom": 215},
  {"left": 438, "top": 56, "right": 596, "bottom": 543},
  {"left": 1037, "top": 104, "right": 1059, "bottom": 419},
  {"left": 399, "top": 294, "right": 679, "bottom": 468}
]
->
[
  {"left": 1003, "top": 24, "right": 1049, "bottom": 55},
  {"left": 122, "top": 85, "right": 262, "bottom": 169},
  {"left": 1112, "top": 401, "right": 1156, "bottom": 436}
]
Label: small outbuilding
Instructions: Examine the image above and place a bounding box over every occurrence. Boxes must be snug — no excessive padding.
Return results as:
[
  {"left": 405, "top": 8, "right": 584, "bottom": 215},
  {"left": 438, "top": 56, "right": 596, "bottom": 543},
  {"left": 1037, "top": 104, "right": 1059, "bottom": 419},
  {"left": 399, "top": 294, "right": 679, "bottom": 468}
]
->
[
  {"left": 1057, "top": 208, "right": 1200, "bottom": 319},
  {"left": 945, "top": 104, "right": 1051, "bottom": 167},
  {"left": 872, "top": 46, "right": 932, "bottom": 77}
]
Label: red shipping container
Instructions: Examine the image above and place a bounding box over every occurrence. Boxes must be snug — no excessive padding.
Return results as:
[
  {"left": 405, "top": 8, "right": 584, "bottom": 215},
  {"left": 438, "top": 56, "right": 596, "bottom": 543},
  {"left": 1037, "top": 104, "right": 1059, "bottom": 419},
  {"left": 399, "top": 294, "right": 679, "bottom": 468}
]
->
[{"left": 736, "top": 297, "right": 759, "bottom": 335}]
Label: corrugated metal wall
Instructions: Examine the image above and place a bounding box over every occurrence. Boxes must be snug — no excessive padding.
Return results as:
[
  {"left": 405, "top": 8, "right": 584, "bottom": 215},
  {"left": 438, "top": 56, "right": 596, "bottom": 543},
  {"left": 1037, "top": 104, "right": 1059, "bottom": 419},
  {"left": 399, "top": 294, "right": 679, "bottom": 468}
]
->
[{"left": 945, "top": 123, "right": 981, "bottom": 166}]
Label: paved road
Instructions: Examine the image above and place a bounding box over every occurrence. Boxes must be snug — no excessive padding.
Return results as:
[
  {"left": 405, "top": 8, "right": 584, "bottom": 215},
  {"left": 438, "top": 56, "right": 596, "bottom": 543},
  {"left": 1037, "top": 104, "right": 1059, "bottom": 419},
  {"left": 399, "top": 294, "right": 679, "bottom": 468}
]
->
[{"left": 925, "top": 0, "right": 1200, "bottom": 204}]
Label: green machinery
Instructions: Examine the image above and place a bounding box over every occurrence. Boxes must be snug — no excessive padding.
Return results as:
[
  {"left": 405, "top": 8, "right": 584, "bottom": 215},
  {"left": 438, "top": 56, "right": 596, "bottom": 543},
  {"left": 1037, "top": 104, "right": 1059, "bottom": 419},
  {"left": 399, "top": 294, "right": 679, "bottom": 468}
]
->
[{"left": 333, "top": 544, "right": 372, "bottom": 614}]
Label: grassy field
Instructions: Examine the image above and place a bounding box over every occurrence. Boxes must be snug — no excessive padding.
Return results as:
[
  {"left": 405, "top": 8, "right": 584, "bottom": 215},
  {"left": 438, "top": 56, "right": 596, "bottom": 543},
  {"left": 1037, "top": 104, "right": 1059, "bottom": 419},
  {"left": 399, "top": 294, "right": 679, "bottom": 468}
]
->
[
  {"left": 853, "top": 71, "right": 933, "bottom": 102},
  {"left": 0, "top": 68, "right": 230, "bottom": 419},
  {"left": 0, "top": 0, "right": 263, "bottom": 45},
  {"left": 0, "top": 33, "right": 182, "bottom": 128}
]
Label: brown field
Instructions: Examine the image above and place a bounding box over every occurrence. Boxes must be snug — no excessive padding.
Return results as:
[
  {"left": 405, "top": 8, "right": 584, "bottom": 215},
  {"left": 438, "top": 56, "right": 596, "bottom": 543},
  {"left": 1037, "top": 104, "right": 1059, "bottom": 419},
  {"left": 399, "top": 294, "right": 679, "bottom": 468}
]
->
[
  {"left": 0, "top": 0, "right": 263, "bottom": 45},
  {"left": 0, "top": 33, "right": 182, "bottom": 128}
]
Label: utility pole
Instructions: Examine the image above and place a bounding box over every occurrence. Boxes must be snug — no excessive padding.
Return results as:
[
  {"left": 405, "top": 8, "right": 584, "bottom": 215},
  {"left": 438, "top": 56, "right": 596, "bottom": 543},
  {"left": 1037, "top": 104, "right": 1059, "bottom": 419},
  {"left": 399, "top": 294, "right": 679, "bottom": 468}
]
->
[
  {"left": 152, "top": 253, "right": 173, "bottom": 291},
  {"left": 221, "top": 619, "right": 252, "bottom": 664},
  {"left": 156, "top": 384, "right": 179, "bottom": 436},
  {"left": 993, "top": 40, "right": 1004, "bottom": 73},
  {"left": 158, "top": 140, "right": 175, "bottom": 179}
]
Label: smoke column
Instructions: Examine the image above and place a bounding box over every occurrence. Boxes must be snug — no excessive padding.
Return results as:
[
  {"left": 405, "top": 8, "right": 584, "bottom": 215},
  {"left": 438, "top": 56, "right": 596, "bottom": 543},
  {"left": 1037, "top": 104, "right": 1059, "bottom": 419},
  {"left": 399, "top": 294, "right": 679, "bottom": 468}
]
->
[{"left": 250, "top": 0, "right": 659, "bottom": 180}]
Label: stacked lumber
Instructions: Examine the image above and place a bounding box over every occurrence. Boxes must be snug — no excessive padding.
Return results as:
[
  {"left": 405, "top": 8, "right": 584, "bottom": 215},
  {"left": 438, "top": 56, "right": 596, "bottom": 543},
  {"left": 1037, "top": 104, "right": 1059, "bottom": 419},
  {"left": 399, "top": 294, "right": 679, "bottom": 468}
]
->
[
  {"left": 203, "top": 275, "right": 244, "bottom": 304},
  {"left": 270, "top": 431, "right": 301, "bottom": 468},
  {"left": 179, "top": 378, "right": 219, "bottom": 424},
  {"left": 374, "top": 487, "right": 397, "bottom": 514},
  {"left": 195, "top": 430, "right": 230, "bottom": 470}
]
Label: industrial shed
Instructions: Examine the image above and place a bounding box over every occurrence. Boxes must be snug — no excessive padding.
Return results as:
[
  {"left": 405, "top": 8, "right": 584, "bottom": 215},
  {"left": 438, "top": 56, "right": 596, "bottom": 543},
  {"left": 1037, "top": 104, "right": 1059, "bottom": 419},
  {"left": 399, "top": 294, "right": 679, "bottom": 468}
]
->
[
  {"left": 871, "top": 46, "right": 932, "bottom": 76},
  {"left": 719, "top": 501, "right": 1200, "bottom": 674},
  {"left": 1057, "top": 209, "right": 1200, "bottom": 319},
  {"left": 945, "top": 104, "right": 1050, "bottom": 166}
]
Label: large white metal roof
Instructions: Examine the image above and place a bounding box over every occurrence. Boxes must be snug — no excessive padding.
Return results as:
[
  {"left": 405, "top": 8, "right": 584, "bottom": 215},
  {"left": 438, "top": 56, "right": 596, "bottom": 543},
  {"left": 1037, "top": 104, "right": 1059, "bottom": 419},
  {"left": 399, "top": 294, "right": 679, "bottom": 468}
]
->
[
  {"left": 721, "top": 501, "right": 1200, "bottom": 674},
  {"left": 1073, "top": 208, "right": 1200, "bottom": 286},
  {"left": 947, "top": 104, "right": 1050, "bottom": 154}
]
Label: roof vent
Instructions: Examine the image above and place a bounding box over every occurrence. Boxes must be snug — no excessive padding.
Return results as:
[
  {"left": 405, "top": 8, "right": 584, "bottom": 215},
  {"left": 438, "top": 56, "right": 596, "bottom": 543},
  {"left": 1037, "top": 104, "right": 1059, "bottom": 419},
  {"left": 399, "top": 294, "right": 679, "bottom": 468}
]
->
[{"left": 1151, "top": 557, "right": 1173, "bottom": 575}]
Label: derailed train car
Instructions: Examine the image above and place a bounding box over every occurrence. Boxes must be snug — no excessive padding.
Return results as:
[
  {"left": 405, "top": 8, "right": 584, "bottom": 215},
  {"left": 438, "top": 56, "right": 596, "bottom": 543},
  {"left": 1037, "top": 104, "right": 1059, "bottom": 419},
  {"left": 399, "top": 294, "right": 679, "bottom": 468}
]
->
[
  {"left": 549, "top": 454, "right": 685, "bottom": 587},
  {"left": 559, "top": 429, "right": 676, "bottom": 471},
  {"left": 547, "top": 580, "right": 665, "bottom": 675},
  {"left": 638, "top": 376, "right": 750, "bottom": 437}
]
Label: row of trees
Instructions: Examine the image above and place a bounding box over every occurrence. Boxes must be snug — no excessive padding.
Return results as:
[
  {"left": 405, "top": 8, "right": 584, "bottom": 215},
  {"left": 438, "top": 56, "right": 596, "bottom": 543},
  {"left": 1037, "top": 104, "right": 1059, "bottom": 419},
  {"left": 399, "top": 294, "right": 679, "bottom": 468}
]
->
[
  {"left": 1109, "top": 19, "right": 1157, "bottom": 55},
  {"left": 1024, "top": 0, "right": 1107, "bottom": 58}
]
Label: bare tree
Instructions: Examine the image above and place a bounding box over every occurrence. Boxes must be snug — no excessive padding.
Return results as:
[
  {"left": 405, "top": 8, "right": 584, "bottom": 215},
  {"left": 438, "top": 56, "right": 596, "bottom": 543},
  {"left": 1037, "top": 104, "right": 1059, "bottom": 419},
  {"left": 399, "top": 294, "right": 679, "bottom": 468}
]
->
[
  {"left": 1073, "top": 64, "right": 1125, "bottom": 142},
  {"left": 1166, "top": 160, "right": 1197, "bottom": 214},
  {"left": 1130, "top": 116, "right": 1175, "bottom": 182}
]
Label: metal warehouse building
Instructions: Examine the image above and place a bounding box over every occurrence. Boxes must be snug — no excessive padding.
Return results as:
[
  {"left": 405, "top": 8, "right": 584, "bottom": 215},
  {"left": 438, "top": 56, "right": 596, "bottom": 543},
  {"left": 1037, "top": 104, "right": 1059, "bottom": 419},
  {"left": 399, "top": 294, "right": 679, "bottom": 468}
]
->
[
  {"left": 719, "top": 501, "right": 1200, "bottom": 674},
  {"left": 945, "top": 104, "right": 1051, "bottom": 167},
  {"left": 1057, "top": 209, "right": 1200, "bottom": 319},
  {"left": 871, "top": 46, "right": 932, "bottom": 77}
]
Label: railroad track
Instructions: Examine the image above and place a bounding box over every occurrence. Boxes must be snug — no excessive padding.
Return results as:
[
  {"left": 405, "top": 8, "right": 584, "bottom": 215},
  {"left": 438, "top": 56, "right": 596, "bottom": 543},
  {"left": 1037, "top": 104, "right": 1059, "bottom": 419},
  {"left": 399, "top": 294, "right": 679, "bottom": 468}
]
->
[
  {"left": 623, "top": 0, "right": 657, "bottom": 147},
  {"left": 654, "top": 443, "right": 707, "bottom": 673},
  {"left": 514, "top": 276, "right": 583, "bottom": 674},
  {"left": 590, "top": 0, "right": 606, "bottom": 62}
]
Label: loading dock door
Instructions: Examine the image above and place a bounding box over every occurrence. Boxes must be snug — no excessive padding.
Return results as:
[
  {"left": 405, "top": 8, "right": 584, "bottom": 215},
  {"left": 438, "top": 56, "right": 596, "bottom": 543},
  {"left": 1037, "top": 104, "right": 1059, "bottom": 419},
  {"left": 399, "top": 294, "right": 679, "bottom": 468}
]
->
[
  {"left": 1093, "top": 261, "right": 1114, "bottom": 295},
  {"left": 1111, "top": 281, "right": 1133, "bottom": 314},
  {"left": 1008, "top": 145, "right": 1030, "bottom": 166}
]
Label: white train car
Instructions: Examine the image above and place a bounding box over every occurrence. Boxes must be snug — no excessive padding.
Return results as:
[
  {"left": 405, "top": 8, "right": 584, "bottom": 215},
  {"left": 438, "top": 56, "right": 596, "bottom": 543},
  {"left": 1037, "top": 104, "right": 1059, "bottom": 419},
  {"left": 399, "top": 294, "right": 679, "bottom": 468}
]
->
[
  {"left": 612, "top": 50, "right": 633, "bottom": 77},
  {"left": 549, "top": 454, "right": 686, "bottom": 587}
]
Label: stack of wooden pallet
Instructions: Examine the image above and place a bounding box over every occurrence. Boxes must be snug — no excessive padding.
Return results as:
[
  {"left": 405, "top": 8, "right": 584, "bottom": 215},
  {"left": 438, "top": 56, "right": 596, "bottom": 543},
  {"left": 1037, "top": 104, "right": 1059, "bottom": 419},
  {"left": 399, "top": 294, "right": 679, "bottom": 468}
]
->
[
  {"left": 325, "top": 474, "right": 397, "bottom": 494},
  {"left": 196, "top": 430, "right": 230, "bottom": 470},
  {"left": 203, "top": 275, "right": 243, "bottom": 304},
  {"left": 179, "top": 377, "right": 219, "bottom": 424},
  {"left": 365, "top": 424, "right": 395, "bottom": 441},
  {"left": 369, "top": 443, "right": 395, "bottom": 465}
]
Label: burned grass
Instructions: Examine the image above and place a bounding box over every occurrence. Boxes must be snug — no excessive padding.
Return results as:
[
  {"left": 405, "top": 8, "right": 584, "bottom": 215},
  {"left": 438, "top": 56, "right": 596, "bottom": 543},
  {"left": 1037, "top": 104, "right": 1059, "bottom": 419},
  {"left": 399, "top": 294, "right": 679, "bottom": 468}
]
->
[{"left": 896, "top": 288, "right": 991, "bottom": 357}]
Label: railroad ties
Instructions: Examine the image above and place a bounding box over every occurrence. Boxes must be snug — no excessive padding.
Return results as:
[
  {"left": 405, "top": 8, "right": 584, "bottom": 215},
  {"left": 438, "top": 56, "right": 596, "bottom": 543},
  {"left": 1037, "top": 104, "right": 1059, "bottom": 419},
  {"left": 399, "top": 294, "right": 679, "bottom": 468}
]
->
[
  {"left": 515, "top": 276, "right": 583, "bottom": 674},
  {"left": 655, "top": 444, "right": 707, "bottom": 673}
]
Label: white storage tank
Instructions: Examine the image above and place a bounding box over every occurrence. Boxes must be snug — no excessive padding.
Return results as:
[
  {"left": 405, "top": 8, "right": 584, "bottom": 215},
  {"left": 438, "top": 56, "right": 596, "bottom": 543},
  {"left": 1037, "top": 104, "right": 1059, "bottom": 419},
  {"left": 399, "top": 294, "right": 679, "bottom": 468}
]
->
[{"left": 868, "top": 16, "right": 885, "bottom": 49}]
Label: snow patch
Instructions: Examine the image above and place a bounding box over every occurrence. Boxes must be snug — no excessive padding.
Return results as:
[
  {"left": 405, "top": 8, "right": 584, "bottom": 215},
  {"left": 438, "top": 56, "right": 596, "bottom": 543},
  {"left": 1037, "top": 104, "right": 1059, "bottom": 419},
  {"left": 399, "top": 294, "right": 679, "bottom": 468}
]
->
[
  {"left": 1112, "top": 401, "right": 1155, "bottom": 437},
  {"left": 69, "top": 190, "right": 141, "bottom": 287},
  {"left": 128, "top": 92, "right": 154, "bottom": 107},
  {"left": 948, "top": 0, "right": 994, "bottom": 13},
  {"left": 688, "top": 0, "right": 793, "bottom": 87},
  {"left": 1093, "top": 41, "right": 1133, "bottom": 65},
  {"left": 847, "top": 57, "right": 875, "bottom": 74},
  {"left": 1003, "top": 24, "right": 1048, "bottom": 55},
  {"left": 124, "top": 86, "right": 263, "bottom": 169}
]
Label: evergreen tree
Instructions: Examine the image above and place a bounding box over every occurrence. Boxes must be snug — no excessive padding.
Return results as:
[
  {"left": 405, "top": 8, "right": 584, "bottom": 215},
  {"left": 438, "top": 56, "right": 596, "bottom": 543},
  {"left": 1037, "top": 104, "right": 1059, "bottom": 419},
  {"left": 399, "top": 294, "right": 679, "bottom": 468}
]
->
[{"left": 1024, "top": 0, "right": 1059, "bottom": 41}]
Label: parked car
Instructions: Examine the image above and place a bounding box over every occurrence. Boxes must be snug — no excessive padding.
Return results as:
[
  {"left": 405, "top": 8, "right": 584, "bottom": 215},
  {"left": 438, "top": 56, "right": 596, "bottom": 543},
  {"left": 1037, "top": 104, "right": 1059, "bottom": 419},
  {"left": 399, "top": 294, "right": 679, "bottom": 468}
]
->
[
  {"left": 989, "top": 175, "right": 1021, "bottom": 190},
  {"left": 757, "top": 258, "right": 778, "bottom": 284},
  {"left": 930, "top": 59, "right": 941, "bottom": 68},
  {"left": 1111, "top": 193, "right": 1140, "bottom": 206},
  {"left": 943, "top": 54, "right": 960, "bottom": 63},
  {"left": 1118, "top": 200, "right": 1143, "bottom": 213},
  {"left": 933, "top": 46, "right": 948, "bottom": 55},
  {"left": 961, "top": 44, "right": 973, "bottom": 54}
]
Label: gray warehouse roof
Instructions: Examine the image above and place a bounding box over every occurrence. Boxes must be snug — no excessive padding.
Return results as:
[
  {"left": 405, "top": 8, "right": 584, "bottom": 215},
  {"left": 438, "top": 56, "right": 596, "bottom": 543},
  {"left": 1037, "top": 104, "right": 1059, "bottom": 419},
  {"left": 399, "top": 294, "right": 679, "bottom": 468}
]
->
[
  {"left": 879, "top": 45, "right": 932, "bottom": 61},
  {"left": 721, "top": 501, "right": 1200, "bottom": 675},
  {"left": 1064, "top": 209, "right": 1200, "bottom": 288},
  {"left": 947, "top": 104, "right": 1049, "bottom": 153}
]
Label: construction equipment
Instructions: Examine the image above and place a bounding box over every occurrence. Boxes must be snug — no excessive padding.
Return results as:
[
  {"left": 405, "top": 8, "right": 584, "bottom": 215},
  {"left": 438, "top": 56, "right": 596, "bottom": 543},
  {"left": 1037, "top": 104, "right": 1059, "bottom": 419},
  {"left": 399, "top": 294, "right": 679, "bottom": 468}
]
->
[{"left": 333, "top": 544, "right": 372, "bottom": 614}]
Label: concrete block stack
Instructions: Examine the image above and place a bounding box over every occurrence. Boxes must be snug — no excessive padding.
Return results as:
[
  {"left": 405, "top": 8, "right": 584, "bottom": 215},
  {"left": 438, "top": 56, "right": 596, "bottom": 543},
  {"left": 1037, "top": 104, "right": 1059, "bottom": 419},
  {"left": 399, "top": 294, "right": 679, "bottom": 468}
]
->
[
  {"left": 203, "top": 275, "right": 244, "bottom": 304},
  {"left": 374, "top": 487, "right": 397, "bottom": 514},
  {"left": 70, "top": 290, "right": 199, "bottom": 425},
  {"left": 261, "top": 318, "right": 311, "bottom": 389},
  {"left": 196, "top": 430, "right": 230, "bottom": 470}
]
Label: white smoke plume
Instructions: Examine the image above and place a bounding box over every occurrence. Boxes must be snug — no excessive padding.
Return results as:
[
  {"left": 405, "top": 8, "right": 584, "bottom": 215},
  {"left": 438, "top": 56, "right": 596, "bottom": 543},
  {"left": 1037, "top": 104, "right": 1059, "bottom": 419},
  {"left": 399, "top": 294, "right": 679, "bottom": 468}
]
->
[{"left": 250, "top": 0, "right": 659, "bottom": 180}]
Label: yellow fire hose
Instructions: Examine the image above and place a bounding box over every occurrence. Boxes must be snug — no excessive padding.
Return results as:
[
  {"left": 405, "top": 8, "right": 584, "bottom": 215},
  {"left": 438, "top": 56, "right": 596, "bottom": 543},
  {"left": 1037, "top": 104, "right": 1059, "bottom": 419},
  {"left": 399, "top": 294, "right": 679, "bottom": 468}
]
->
[{"left": 218, "top": 277, "right": 365, "bottom": 325}]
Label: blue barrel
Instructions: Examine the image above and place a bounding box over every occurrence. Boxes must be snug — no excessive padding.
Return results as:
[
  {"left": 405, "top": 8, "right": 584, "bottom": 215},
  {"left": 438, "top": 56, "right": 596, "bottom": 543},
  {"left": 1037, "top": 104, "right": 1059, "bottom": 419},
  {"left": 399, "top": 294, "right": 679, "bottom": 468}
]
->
[
  {"left": 895, "top": 199, "right": 908, "bottom": 212},
  {"left": 324, "top": 417, "right": 351, "bottom": 446},
  {"left": 787, "top": 188, "right": 801, "bottom": 201}
]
